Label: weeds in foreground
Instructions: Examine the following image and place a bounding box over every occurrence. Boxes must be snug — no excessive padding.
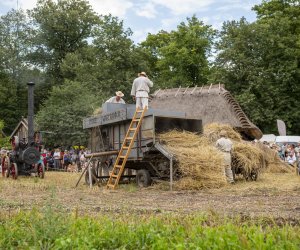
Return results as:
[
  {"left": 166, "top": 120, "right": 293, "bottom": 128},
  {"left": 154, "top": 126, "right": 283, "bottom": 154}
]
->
[{"left": 0, "top": 207, "right": 299, "bottom": 249}]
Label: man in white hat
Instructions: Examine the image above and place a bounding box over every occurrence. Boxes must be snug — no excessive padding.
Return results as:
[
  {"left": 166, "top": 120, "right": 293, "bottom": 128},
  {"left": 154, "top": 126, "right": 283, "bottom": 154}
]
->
[
  {"left": 131, "top": 72, "right": 153, "bottom": 109},
  {"left": 216, "top": 130, "right": 234, "bottom": 184},
  {"left": 105, "top": 91, "right": 126, "bottom": 104}
]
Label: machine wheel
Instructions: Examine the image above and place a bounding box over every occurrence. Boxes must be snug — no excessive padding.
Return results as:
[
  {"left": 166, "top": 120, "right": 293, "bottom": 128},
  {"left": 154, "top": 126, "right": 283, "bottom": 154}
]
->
[
  {"left": 7, "top": 163, "right": 18, "bottom": 179},
  {"left": 136, "top": 169, "right": 152, "bottom": 187},
  {"left": 97, "top": 161, "right": 110, "bottom": 183},
  {"left": 249, "top": 170, "right": 258, "bottom": 181},
  {"left": 85, "top": 166, "right": 97, "bottom": 185},
  {"left": 2, "top": 156, "right": 10, "bottom": 178},
  {"left": 38, "top": 163, "right": 45, "bottom": 179}
]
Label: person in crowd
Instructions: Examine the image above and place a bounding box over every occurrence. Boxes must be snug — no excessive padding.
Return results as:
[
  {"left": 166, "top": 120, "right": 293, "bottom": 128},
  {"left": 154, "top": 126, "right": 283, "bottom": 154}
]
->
[
  {"left": 286, "top": 151, "right": 297, "bottom": 166},
  {"left": 63, "top": 150, "right": 71, "bottom": 171},
  {"left": 53, "top": 148, "right": 61, "bottom": 169},
  {"left": 41, "top": 149, "right": 48, "bottom": 167},
  {"left": 216, "top": 130, "right": 234, "bottom": 184},
  {"left": 71, "top": 151, "right": 78, "bottom": 166},
  {"left": 46, "top": 152, "right": 54, "bottom": 170},
  {"left": 60, "top": 149, "right": 64, "bottom": 169},
  {"left": 105, "top": 91, "right": 125, "bottom": 104},
  {"left": 79, "top": 150, "right": 86, "bottom": 170},
  {"left": 131, "top": 72, "right": 153, "bottom": 109},
  {"left": 0, "top": 148, "right": 8, "bottom": 177}
]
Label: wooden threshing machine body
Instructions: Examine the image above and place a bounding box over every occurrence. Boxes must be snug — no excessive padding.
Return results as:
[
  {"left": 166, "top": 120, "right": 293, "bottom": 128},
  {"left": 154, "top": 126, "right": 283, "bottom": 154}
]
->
[{"left": 83, "top": 103, "right": 202, "bottom": 184}]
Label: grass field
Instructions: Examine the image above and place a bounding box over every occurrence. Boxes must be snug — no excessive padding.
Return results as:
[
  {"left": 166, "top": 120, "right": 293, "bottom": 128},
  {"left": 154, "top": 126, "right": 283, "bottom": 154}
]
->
[{"left": 0, "top": 171, "right": 300, "bottom": 249}]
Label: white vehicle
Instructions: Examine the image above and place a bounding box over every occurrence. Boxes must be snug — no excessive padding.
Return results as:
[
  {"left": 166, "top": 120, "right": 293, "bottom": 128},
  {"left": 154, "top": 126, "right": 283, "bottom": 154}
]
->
[
  {"left": 259, "top": 134, "right": 276, "bottom": 143},
  {"left": 275, "top": 136, "right": 300, "bottom": 145}
]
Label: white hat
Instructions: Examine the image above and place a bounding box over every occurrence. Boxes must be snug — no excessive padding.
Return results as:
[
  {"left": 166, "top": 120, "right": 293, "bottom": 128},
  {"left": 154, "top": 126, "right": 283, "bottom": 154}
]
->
[
  {"left": 139, "top": 72, "right": 147, "bottom": 77},
  {"left": 115, "top": 91, "right": 124, "bottom": 97}
]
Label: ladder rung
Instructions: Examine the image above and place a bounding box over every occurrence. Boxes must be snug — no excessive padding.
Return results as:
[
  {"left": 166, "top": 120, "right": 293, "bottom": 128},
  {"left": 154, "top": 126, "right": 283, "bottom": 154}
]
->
[{"left": 107, "top": 107, "right": 146, "bottom": 189}]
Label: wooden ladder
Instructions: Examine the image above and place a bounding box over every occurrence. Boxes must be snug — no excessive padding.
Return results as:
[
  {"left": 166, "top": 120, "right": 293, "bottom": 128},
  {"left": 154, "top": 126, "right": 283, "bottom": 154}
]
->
[{"left": 107, "top": 106, "right": 147, "bottom": 189}]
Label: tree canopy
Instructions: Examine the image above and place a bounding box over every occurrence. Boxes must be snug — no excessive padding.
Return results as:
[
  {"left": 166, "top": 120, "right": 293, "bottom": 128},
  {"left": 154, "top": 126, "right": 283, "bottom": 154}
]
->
[
  {"left": 0, "top": 0, "right": 300, "bottom": 145},
  {"left": 212, "top": 0, "right": 300, "bottom": 134},
  {"left": 141, "top": 16, "right": 215, "bottom": 88}
]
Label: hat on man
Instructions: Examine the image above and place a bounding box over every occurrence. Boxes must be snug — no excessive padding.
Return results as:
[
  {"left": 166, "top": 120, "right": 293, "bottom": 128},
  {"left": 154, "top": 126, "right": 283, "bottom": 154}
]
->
[
  {"left": 139, "top": 72, "right": 147, "bottom": 77},
  {"left": 115, "top": 91, "right": 124, "bottom": 97},
  {"left": 219, "top": 130, "right": 227, "bottom": 137}
]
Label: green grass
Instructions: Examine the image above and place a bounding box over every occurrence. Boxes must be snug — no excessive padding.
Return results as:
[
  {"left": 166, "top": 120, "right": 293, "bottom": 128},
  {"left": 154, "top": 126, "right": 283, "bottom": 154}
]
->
[{"left": 0, "top": 208, "right": 300, "bottom": 250}]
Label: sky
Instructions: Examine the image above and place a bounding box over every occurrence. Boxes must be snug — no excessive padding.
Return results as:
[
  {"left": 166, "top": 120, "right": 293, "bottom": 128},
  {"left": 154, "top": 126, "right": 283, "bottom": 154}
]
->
[{"left": 0, "top": 0, "right": 262, "bottom": 43}]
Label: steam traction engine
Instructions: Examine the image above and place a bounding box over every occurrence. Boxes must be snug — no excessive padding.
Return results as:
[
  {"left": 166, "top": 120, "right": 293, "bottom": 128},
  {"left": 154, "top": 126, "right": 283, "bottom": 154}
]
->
[{"left": 1, "top": 82, "right": 44, "bottom": 179}]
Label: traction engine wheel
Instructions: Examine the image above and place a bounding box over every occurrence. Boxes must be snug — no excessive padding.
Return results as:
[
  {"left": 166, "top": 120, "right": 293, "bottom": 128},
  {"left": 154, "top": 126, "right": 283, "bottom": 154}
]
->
[
  {"left": 2, "top": 156, "right": 10, "bottom": 178},
  {"left": 136, "top": 169, "right": 152, "bottom": 187},
  {"left": 11, "top": 163, "right": 18, "bottom": 179},
  {"left": 7, "top": 163, "right": 18, "bottom": 179}
]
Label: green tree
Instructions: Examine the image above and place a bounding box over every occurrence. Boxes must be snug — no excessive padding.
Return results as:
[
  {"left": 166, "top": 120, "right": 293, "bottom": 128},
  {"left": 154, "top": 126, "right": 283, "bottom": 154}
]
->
[
  {"left": 213, "top": 0, "right": 300, "bottom": 134},
  {"left": 0, "top": 9, "right": 34, "bottom": 124},
  {"left": 0, "top": 120, "right": 11, "bottom": 148},
  {"left": 28, "top": 0, "right": 99, "bottom": 84},
  {"left": 61, "top": 15, "right": 145, "bottom": 102},
  {"left": 36, "top": 81, "right": 100, "bottom": 146},
  {"left": 141, "top": 16, "right": 215, "bottom": 88},
  {"left": 0, "top": 69, "right": 18, "bottom": 134}
]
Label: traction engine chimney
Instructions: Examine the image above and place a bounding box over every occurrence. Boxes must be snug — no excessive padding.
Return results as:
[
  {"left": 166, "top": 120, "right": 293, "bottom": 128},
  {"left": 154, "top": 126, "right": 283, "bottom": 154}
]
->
[{"left": 27, "top": 81, "right": 35, "bottom": 145}]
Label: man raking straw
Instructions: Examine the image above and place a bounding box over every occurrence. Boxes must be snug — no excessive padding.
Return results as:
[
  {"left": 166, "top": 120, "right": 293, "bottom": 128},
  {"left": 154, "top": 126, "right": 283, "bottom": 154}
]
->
[{"left": 216, "top": 130, "right": 234, "bottom": 184}]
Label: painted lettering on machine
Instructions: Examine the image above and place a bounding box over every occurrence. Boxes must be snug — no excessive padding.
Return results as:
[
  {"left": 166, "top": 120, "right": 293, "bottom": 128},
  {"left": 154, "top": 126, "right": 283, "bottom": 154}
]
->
[{"left": 83, "top": 109, "right": 126, "bottom": 129}]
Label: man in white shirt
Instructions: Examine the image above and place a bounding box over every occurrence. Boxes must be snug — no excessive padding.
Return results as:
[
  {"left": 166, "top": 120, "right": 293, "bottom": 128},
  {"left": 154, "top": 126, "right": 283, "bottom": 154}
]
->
[
  {"left": 105, "top": 91, "right": 125, "bottom": 104},
  {"left": 131, "top": 72, "right": 153, "bottom": 109},
  {"left": 216, "top": 130, "right": 234, "bottom": 184}
]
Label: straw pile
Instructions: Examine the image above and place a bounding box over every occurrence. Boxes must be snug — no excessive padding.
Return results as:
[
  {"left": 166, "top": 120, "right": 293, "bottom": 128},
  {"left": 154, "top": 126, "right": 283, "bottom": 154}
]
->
[
  {"left": 231, "top": 142, "right": 266, "bottom": 177},
  {"left": 204, "top": 123, "right": 242, "bottom": 142},
  {"left": 159, "top": 131, "right": 226, "bottom": 189},
  {"left": 203, "top": 123, "right": 266, "bottom": 178},
  {"left": 158, "top": 123, "right": 292, "bottom": 190}
]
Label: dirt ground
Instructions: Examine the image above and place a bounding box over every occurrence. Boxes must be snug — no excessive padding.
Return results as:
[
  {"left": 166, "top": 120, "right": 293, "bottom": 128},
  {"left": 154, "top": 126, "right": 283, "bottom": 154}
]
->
[{"left": 0, "top": 171, "right": 300, "bottom": 220}]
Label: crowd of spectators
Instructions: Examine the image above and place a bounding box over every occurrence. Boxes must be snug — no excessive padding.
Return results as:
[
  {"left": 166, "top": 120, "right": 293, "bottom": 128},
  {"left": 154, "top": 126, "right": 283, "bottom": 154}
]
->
[
  {"left": 262, "top": 141, "right": 300, "bottom": 167},
  {"left": 42, "top": 147, "right": 90, "bottom": 172},
  {"left": 0, "top": 146, "right": 90, "bottom": 173}
]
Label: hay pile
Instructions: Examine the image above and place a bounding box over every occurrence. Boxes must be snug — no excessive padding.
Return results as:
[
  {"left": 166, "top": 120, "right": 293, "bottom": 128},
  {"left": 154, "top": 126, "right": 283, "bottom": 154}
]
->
[
  {"left": 204, "top": 123, "right": 242, "bottom": 142},
  {"left": 231, "top": 142, "right": 266, "bottom": 177},
  {"left": 203, "top": 123, "right": 290, "bottom": 174},
  {"left": 158, "top": 123, "right": 291, "bottom": 190},
  {"left": 204, "top": 123, "right": 266, "bottom": 177},
  {"left": 159, "top": 131, "right": 226, "bottom": 189}
]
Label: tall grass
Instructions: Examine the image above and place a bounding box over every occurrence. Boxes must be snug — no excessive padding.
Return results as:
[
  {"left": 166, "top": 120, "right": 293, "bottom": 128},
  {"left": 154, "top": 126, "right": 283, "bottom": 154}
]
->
[{"left": 0, "top": 208, "right": 299, "bottom": 249}]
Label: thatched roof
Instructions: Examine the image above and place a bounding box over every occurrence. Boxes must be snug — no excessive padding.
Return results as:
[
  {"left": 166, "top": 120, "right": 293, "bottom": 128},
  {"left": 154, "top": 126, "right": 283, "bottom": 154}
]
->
[{"left": 149, "top": 84, "right": 262, "bottom": 140}]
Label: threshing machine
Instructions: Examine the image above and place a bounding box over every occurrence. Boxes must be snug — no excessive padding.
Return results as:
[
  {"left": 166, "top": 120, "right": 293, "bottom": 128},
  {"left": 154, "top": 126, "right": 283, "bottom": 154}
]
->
[{"left": 83, "top": 103, "right": 202, "bottom": 188}]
